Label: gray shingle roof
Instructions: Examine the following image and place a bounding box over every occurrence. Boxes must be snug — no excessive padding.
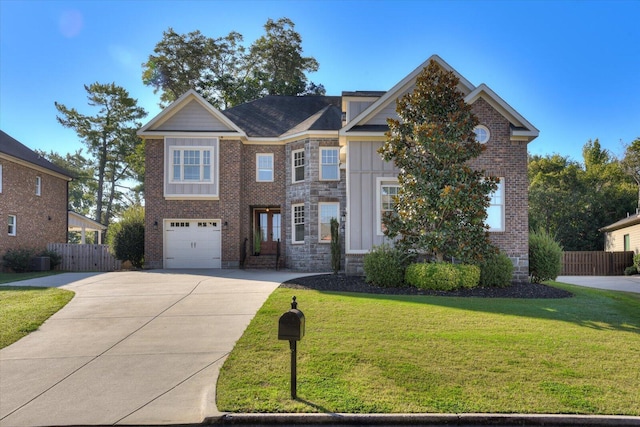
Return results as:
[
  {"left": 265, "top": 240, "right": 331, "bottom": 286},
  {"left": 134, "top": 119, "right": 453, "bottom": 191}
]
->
[
  {"left": 0, "top": 130, "right": 74, "bottom": 178},
  {"left": 222, "top": 95, "right": 342, "bottom": 137}
]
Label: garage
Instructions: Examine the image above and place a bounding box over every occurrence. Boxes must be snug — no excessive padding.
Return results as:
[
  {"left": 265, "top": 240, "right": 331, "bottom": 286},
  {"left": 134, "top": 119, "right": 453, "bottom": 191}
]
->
[{"left": 164, "top": 219, "right": 222, "bottom": 268}]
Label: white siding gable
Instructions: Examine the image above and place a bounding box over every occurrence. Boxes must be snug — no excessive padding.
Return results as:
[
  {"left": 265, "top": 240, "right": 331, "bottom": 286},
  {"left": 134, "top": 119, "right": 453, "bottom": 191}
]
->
[{"left": 156, "top": 99, "right": 233, "bottom": 132}]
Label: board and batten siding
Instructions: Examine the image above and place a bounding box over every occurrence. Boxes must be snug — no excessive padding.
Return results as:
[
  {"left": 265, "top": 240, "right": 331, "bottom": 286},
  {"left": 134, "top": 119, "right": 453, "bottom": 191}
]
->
[
  {"left": 156, "top": 99, "right": 232, "bottom": 131},
  {"left": 347, "top": 140, "right": 398, "bottom": 252},
  {"left": 164, "top": 137, "right": 219, "bottom": 198},
  {"left": 347, "top": 101, "right": 375, "bottom": 122},
  {"left": 605, "top": 224, "right": 640, "bottom": 253}
]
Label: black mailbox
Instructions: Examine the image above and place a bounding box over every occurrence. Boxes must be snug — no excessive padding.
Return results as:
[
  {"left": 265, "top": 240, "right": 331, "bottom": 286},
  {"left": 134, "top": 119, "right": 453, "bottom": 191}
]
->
[{"left": 278, "top": 308, "right": 305, "bottom": 341}]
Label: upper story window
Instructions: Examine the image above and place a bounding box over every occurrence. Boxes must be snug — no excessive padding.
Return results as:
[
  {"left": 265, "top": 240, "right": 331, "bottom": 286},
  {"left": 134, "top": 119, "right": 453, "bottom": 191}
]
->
[
  {"left": 256, "top": 153, "right": 274, "bottom": 182},
  {"left": 319, "top": 202, "right": 339, "bottom": 242},
  {"left": 292, "top": 149, "right": 305, "bottom": 183},
  {"left": 35, "top": 176, "right": 42, "bottom": 196},
  {"left": 486, "top": 178, "right": 504, "bottom": 232},
  {"left": 170, "top": 147, "right": 213, "bottom": 183},
  {"left": 320, "top": 147, "right": 339, "bottom": 180},
  {"left": 376, "top": 177, "right": 400, "bottom": 235},
  {"left": 474, "top": 125, "right": 490, "bottom": 144},
  {"left": 292, "top": 203, "right": 305, "bottom": 244},
  {"left": 8, "top": 215, "right": 16, "bottom": 236}
]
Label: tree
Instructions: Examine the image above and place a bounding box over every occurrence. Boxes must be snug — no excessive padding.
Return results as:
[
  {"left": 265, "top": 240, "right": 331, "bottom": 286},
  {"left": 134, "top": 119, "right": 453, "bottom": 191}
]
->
[
  {"left": 55, "top": 82, "right": 147, "bottom": 228},
  {"left": 621, "top": 137, "right": 640, "bottom": 208},
  {"left": 378, "top": 59, "right": 498, "bottom": 263},
  {"left": 106, "top": 205, "right": 145, "bottom": 268}
]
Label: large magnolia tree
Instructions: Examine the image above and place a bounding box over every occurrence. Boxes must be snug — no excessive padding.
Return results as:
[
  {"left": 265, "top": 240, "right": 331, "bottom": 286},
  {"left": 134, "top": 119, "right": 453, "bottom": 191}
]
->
[{"left": 378, "top": 59, "right": 498, "bottom": 263}]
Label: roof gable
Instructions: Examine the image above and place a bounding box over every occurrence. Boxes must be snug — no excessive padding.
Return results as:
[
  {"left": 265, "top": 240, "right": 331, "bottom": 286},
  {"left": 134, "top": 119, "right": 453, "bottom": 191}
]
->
[{"left": 0, "top": 130, "right": 73, "bottom": 179}]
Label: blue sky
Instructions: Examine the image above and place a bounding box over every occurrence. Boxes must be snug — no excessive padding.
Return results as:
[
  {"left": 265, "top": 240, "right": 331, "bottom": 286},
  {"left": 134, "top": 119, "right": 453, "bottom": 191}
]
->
[{"left": 1, "top": 0, "right": 639, "bottom": 163}]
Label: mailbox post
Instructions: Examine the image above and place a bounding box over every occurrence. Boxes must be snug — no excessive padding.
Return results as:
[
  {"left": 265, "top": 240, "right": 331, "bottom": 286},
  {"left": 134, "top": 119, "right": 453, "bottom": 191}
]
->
[{"left": 278, "top": 296, "right": 305, "bottom": 399}]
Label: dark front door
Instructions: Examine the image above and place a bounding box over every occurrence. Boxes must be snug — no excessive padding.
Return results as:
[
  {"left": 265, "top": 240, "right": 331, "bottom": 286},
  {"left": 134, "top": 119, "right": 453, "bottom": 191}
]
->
[{"left": 255, "top": 209, "right": 281, "bottom": 255}]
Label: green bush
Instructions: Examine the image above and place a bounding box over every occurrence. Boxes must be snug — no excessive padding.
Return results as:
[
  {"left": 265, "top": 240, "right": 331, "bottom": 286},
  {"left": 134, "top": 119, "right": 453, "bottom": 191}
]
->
[
  {"left": 405, "top": 263, "right": 456, "bottom": 291},
  {"left": 456, "top": 264, "right": 481, "bottom": 288},
  {"left": 2, "top": 248, "right": 35, "bottom": 273},
  {"left": 38, "top": 249, "right": 62, "bottom": 270},
  {"left": 624, "top": 265, "right": 637, "bottom": 276},
  {"left": 363, "top": 243, "right": 412, "bottom": 287},
  {"left": 529, "top": 229, "right": 563, "bottom": 284},
  {"left": 106, "top": 205, "right": 145, "bottom": 269},
  {"left": 633, "top": 253, "right": 640, "bottom": 269},
  {"left": 478, "top": 252, "right": 514, "bottom": 287}
]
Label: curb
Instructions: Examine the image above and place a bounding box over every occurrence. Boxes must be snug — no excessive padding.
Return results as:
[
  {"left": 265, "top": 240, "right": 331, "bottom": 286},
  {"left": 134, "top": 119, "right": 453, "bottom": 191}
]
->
[{"left": 208, "top": 413, "right": 640, "bottom": 426}]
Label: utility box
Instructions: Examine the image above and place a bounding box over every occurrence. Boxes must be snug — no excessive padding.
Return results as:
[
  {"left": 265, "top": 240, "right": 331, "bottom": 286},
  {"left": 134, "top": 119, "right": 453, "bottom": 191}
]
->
[
  {"left": 278, "top": 308, "right": 305, "bottom": 341},
  {"left": 30, "top": 256, "right": 50, "bottom": 271}
]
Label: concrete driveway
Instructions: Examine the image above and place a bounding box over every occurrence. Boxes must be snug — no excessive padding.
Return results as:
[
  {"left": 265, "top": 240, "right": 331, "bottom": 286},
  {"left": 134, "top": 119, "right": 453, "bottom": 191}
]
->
[
  {"left": 0, "top": 269, "right": 314, "bottom": 427},
  {"left": 557, "top": 275, "right": 640, "bottom": 294}
]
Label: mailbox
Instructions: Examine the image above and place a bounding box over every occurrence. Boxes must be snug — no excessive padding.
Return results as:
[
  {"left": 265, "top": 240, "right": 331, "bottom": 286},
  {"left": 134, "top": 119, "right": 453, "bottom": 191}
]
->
[{"left": 278, "top": 307, "right": 305, "bottom": 341}]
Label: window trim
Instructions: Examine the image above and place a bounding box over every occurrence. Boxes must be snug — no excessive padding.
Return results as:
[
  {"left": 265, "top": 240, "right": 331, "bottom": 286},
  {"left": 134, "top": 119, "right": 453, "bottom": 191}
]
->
[
  {"left": 624, "top": 234, "right": 631, "bottom": 252},
  {"left": 35, "top": 176, "right": 42, "bottom": 196},
  {"left": 376, "top": 177, "right": 400, "bottom": 236},
  {"left": 169, "top": 146, "right": 214, "bottom": 184},
  {"left": 8, "top": 215, "right": 16, "bottom": 236},
  {"left": 319, "top": 147, "right": 340, "bottom": 181},
  {"left": 0, "top": 163, "right": 3, "bottom": 193},
  {"left": 292, "top": 203, "right": 305, "bottom": 244},
  {"left": 256, "top": 153, "right": 274, "bottom": 182},
  {"left": 292, "top": 149, "right": 305, "bottom": 183},
  {"left": 318, "top": 202, "right": 339, "bottom": 243},
  {"left": 487, "top": 178, "right": 505, "bottom": 232},
  {"left": 474, "top": 125, "right": 490, "bottom": 144}
]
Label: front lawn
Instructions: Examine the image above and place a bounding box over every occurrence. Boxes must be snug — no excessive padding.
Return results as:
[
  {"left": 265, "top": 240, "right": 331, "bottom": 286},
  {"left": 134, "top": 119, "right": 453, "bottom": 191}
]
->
[
  {"left": 0, "top": 271, "right": 61, "bottom": 284},
  {"left": 0, "top": 286, "right": 74, "bottom": 349},
  {"left": 217, "top": 282, "right": 640, "bottom": 415}
]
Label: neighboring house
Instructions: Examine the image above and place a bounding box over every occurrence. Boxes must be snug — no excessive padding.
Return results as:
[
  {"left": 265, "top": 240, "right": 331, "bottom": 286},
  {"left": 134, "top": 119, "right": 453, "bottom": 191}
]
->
[
  {"left": 68, "top": 211, "right": 107, "bottom": 244},
  {"left": 0, "top": 130, "right": 73, "bottom": 261},
  {"left": 138, "top": 55, "right": 538, "bottom": 281},
  {"left": 601, "top": 212, "right": 640, "bottom": 253}
]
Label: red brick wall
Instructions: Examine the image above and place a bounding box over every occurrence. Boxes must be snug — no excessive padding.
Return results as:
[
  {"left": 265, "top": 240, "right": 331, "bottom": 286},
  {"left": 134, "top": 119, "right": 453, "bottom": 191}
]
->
[{"left": 0, "top": 158, "right": 68, "bottom": 261}]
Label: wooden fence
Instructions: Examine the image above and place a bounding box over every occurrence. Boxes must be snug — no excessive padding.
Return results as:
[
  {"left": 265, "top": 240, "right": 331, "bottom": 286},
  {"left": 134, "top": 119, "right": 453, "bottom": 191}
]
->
[
  {"left": 47, "top": 243, "right": 121, "bottom": 272},
  {"left": 561, "top": 251, "right": 633, "bottom": 276}
]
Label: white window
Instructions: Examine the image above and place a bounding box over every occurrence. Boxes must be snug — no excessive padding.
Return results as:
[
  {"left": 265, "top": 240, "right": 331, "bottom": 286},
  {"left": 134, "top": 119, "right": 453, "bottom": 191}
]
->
[
  {"left": 318, "top": 202, "right": 339, "bottom": 242},
  {"left": 170, "top": 147, "right": 213, "bottom": 183},
  {"left": 376, "top": 177, "right": 400, "bottom": 235},
  {"left": 0, "top": 163, "right": 3, "bottom": 193},
  {"left": 486, "top": 178, "right": 505, "bottom": 231},
  {"left": 8, "top": 215, "right": 16, "bottom": 236},
  {"left": 320, "top": 147, "right": 339, "bottom": 180},
  {"left": 474, "top": 125, "right": 490, "bottom": 144},
  {"left": 292, "top": 149, "right": 305, "bottom": 183},
  {"left": 35, "top": 176, "right": 41, "bottom": 196},
  {"left": 256, "top": 153, "right": 274, "bottom": 182},
  {"left": 292, "top": 203, "right": 305, "bottom": 244}
]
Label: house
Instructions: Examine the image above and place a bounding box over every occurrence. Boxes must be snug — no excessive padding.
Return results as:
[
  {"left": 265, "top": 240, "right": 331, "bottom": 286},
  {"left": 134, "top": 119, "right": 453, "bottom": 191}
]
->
[
  {"left": 0, "top": 130, "right": 73, "bottom": 262},
  {"left": 601, "top": 211, "right": 640, "bottom": 253},
  {"left": 138, "top": 55, "right": 538, "bottom": 281}
]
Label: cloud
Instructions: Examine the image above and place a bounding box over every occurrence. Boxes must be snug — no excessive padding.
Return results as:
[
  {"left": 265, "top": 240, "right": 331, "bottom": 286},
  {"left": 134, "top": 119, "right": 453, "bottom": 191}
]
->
[{"left": 59, "top": 9, "right": 84, "bottom": 38}]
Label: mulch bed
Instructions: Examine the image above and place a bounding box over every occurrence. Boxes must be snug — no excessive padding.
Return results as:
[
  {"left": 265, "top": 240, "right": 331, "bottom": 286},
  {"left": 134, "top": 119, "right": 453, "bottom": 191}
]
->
[{"left": 281, "top": 274, "right": 573, "bottom": 299}]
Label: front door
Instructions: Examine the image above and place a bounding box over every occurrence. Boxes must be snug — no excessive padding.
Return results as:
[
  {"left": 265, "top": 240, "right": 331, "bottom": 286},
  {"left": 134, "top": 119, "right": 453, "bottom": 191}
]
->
[{"left": 254, "top": 208, "right": 281, "bottom": 255}]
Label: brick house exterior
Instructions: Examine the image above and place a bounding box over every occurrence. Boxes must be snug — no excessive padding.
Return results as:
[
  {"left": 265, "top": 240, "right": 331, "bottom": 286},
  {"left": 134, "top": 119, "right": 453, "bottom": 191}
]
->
[
  {"left": 0, "top": 130, "right": 73, "bottom": 263},
  {"left": 138, "top": 55, "right": 537, "bottom": 280}
]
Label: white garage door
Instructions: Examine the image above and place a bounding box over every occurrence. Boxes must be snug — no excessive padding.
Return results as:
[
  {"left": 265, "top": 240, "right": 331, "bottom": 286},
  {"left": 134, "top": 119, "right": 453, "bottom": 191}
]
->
[{"left": 165, "top": 220, "right": 222, "bottom": 268}]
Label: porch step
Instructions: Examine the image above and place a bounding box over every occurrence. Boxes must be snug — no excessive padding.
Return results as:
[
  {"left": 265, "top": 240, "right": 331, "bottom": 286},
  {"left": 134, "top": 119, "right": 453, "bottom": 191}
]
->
[{"left": 244, "top": 255, "right": 285, "bottom": 270}]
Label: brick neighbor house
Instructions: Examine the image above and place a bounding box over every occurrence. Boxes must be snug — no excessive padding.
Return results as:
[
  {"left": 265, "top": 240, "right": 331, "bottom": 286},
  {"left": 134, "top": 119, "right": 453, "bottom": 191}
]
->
[
  {"left": 138, "top": 55, "right": 538, "bottom": 281},
  {"left": 0, "top": 130, "right": 73, "bottom": 263}
]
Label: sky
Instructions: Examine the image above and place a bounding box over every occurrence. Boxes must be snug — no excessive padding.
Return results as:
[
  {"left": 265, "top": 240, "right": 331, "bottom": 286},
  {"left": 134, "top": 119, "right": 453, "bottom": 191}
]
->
[{"left": 1, "top": 0, "right": 639, "bottom": 163}]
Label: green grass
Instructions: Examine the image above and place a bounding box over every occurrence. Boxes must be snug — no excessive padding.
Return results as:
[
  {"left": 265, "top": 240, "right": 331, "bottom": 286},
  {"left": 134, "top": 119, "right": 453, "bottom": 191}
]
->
[
  {"left": 217, "top": 282, "right": 640, "bottom": 415},
  {"left": 0, "top": 271, "right": 61, "bottom": 284},
  {"left": 0, "top": 286, "right": 74, "bottom": 349}
]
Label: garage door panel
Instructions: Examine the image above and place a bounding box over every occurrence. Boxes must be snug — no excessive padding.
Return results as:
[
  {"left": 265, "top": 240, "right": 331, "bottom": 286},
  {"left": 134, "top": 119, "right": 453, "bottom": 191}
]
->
[{"left": 164, "top": 220, "right": 221, "bottom": 268}]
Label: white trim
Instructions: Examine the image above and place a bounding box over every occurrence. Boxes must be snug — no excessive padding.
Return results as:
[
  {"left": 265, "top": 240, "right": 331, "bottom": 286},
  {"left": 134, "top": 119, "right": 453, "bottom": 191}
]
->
[
  {"left": 376, "top": 177, "right": 399, "bottom": 236},
  {"left": 8, "top": 214, "right": 16, "bottom": 236},
  {"left": 292, "top": 203, "right": 305, "bottom": 244},
  {"left": 256, "top": 153, "right": 274, "bottom": 182},
  {"left": 35, "top": 176, "right": 41, "bottom": 196},
  {"left": 292, "top": 148, "right": 305, "bottom": 183},
  {"left": 318, "top": 202, "right": 339, "bottom": 243},
  {"left": 474, "top": 125, "right": 490, "bottom": 144},
  {"left": 164, "top": 137, "right": 220, "bottom": 199},
  {"left": 169, "top": 146, "right": 214, "bottom": 184},
  {"left": 0, "top": 163, "right": 3, "bottom": 193},
  {"left": 487, "top": 178, "right": 505, "bottom": 232},
  {"left": 319, "top": 147, "right": 340, "bottom": 181}
]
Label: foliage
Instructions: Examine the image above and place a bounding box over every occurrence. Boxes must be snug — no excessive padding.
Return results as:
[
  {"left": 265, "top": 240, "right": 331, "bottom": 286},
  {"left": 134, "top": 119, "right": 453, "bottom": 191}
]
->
[
  {"left": 363, "top": 243, "right": 412, "bottom": 287},
  {"left": 106, "top": 205, "right": 145, "bottom": 268},
  {"left": 330, "top": 218, "right": 340, "bottom": 273},
  {"left": 142, "top": 18, "right": 324, "bottom": 109},
  {"left": 624, "top": 266, "right": 637, "bottom": 276},
  {"left": 55, "top": 83, "right": 147, "bottom": 227},
  {"left": 621, "top": 137, "right": 640, "bottom": 208},
  {"left": 378, "top": 59, "right": 498, "bottom": 263},
  {"left": 478, "top": 252, "right": 514, "bottom": 287},
  {"left": 37, "top": 249, "right": 62, "bottom": 270},
  {"left": 2, "top": 249, "right": 35, "bottom": 273},
  {"left": 529, "top": 140, "right": 636, "bottom": 251},
  {"left": 405, "top": 262, "right": 479, "bottom": 290},
  {"left": 253, "top": 228, "right": 262, "bottom": 254},
  {"left": 529, "top": 229, "right": 563, "bottom": 283},
  {"left": 634, "top": 253, "right": 640, "bottom": 268}
]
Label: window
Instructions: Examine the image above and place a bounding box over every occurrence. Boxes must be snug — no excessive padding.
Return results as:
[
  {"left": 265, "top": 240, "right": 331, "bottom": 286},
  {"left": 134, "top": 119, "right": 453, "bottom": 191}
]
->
[
  {"left": 319, "top": 202, "right": 339, "bottom": 242},
  {"left": 171, "top": 147, "right": 213, "bottom": 182},
  {"left": 8, "top": 215, "right": 16, "bottom": 236},
  {"left": 376, "top": 177, "right": 400, "bottom": 235},
  {"left": 292, "top": 203, "right": 305, "bottom": 243},
  {"left": 292, "top": 149, "right": 305, "bottom": 183},
  {"left": 35, "top": 176, "right": 41, "bottom": 196},
  {"left": 0, "top": 163, "right": 3, "bottom": 193},
  {"left": 474, "top": 125, "right": 490, "bottom": 144},
  {"left": 624, "top": 234, "right": 630, "bottom": 251},
  {"left": 486, "top": 178, "right": 505, "bottom": 231},
  {"left": 320, "top": 147, "right": 339, "bottom": 180},
  {"left": 256, "top": 153, "right": 274, "bottom": 182}
]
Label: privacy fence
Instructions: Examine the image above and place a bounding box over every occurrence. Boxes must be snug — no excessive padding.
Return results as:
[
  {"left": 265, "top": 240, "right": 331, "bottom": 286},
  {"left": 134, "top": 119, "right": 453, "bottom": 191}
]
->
[
  {"left": 47, "top": 243, "right": 121, "bottom": 272},
  {"left": 561, "top": 251, "right": 633, "bottom": 276}
]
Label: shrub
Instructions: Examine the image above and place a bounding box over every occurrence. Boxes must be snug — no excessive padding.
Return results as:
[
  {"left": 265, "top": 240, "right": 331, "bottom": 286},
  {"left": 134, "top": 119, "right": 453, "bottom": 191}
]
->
[
  {"left": 633, "top": 253, "right": 640, "bottom": 269},
  {"left": 38, "top": 249, "right": 62, "bottom": 270},
  {"left": 529, "top": 229, "right": 563, "bottom": 284},
  {"left": 456, "top": 264, "right": 481, "bottom": 288},
  {"left": 478, "top": 252, "right": 514, "bottom": 287},
  {"left": 330, "top": 218, "right": 340, "bottom": 274},
  {"left": 363, "top": 243, "right": 412, "bottom": 287},
  {"left": 2, "top": 248, "right": 35, "bottom": 273},
  {"left": 406, "top": 262, "right": 480, "bottom": 290},
  {"left": 624, "top": 265, "right": 637, "bottom": 276},
  {"left": 106, "top": 205, "right": 145, "bottom": 269}
]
